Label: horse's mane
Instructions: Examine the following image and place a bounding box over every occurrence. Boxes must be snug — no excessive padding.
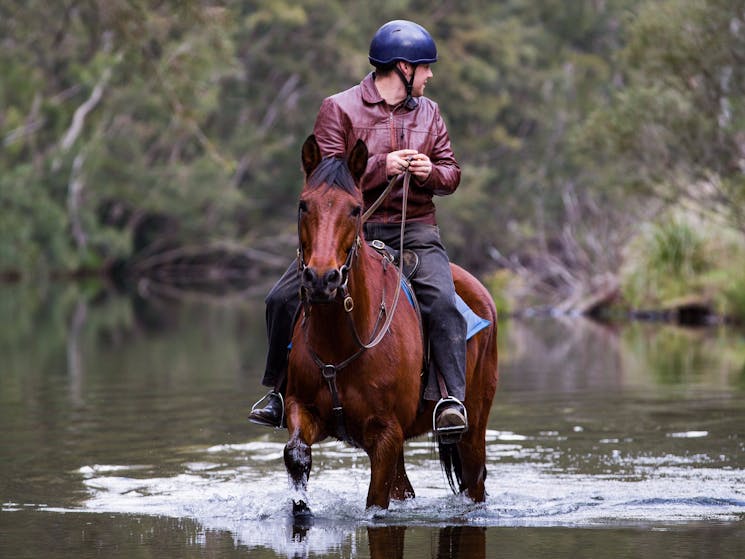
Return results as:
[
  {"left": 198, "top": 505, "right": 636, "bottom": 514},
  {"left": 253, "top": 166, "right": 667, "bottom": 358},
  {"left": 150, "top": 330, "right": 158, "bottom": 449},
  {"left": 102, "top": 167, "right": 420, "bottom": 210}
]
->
[{"left": 306, "top": 157, "right": 359, "bottom": 195}]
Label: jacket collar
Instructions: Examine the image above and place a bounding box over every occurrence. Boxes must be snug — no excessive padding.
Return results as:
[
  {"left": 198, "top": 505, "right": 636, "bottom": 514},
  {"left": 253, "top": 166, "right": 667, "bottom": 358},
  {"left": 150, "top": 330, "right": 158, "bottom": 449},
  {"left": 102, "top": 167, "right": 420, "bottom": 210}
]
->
[
  {"left": 362, "top": 72, "right": 420, "bottom": 111},
  {"left": 361, "top": 72, "right": 384, "bottom": 105}
]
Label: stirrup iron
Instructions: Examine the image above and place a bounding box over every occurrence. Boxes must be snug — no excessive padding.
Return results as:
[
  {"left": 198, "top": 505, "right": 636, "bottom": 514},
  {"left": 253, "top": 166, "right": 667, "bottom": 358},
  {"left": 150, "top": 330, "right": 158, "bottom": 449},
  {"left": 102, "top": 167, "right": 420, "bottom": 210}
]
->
[
  {"left": 433, "top": 396, "right": 468, "bottom": 443},
  {"left": 250, "top": 391, "right": 285, "bottom": 429}
]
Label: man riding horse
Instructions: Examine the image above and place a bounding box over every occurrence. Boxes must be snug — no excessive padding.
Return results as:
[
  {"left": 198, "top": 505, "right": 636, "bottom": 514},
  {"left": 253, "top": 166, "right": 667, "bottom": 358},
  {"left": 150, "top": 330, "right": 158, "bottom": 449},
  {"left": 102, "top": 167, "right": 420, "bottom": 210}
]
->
[{"left": 250, "top": 20, "right": 468, "bottom": 435}]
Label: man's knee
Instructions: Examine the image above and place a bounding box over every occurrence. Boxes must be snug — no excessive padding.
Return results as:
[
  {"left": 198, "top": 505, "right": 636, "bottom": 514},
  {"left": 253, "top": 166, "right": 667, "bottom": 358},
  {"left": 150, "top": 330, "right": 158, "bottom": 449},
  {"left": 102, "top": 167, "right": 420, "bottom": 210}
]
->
[
  {"left": 266, "top": 286, "right": 286, "bottom": 309},
  {"left": 429, "top": 295, "right": 460, "bottom": 318},
  {"left": 266, "top": 281, "right": 299, "bottom": 315}
]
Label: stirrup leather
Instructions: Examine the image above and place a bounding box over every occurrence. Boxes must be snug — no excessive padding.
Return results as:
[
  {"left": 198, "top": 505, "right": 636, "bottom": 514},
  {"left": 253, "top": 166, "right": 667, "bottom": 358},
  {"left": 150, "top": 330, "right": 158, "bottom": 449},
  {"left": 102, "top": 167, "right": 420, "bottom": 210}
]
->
[{"left": 250, "top": 391, "right": 285, "bottom": 429}]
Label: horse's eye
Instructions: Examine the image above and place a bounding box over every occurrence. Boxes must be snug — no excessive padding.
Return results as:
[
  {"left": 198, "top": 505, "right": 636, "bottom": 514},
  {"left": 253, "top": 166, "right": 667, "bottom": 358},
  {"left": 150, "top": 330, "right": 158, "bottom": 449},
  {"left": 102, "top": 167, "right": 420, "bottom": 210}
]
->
[
  {"left": 351, "top": 205, "right": 362, "bottom": 217},
  {"left": 298, "top": 200, "right": 308, "bottom": 213}
]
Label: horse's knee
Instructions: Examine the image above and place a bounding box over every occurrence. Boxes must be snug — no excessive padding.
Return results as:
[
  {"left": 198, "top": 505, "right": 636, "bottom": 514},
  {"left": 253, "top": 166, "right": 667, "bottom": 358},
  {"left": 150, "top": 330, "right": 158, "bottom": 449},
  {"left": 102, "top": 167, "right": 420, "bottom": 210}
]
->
[{"left": 284, "top": 436, "right": 312, "bottom": 489}]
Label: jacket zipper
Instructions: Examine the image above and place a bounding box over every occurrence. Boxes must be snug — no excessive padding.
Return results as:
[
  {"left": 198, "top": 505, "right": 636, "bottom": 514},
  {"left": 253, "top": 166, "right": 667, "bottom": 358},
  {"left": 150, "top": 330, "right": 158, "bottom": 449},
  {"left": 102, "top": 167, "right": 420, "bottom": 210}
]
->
[{"left": 386, "top": 110, "right": 398, "bottom": 223}]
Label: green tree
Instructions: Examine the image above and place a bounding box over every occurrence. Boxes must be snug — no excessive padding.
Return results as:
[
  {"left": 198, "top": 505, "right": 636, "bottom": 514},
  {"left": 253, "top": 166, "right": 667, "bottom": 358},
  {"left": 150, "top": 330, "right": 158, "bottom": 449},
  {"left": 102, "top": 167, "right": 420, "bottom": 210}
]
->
[{"left": 577, "top": 0, "right": 745, "bottom": 233}]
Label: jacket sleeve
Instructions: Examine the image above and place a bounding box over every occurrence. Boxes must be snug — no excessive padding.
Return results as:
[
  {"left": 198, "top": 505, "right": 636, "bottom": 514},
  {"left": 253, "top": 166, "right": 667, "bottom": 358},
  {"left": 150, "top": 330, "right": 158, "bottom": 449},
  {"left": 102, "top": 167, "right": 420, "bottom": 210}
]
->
[
  {"left": 417, "top": 105, "right": 461, "bottom": 196},
  {"left": 313, "top": 97, "right": 387, "bottom": 194},
  {"left": 313, "top": 97, "right": 347, "bottom": 157}
]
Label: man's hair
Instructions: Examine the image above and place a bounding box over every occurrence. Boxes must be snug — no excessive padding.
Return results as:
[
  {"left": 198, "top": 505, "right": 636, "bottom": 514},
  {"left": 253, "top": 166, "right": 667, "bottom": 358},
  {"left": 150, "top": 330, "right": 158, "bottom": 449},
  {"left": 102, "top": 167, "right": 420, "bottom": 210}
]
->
[{"left": 372, "top": 62, "right": 398, "bottom": 76}]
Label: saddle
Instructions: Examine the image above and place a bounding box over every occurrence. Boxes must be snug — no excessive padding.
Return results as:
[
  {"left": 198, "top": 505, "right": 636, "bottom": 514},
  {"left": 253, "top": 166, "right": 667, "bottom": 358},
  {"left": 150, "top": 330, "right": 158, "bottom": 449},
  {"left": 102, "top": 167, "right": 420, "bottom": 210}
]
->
[{"left": 369, "top": 239, "right": 420, "bottom": 280}]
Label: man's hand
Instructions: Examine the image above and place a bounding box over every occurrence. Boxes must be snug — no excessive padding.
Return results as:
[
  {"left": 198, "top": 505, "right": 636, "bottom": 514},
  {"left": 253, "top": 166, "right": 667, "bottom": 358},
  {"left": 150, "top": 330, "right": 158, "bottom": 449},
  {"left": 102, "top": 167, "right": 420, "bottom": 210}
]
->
[
  {"left": 406, "top": 153, "right": 432, "bottom": 180},
  {"left": 386, "top": 149, "right": 418, "bottom": 177}
]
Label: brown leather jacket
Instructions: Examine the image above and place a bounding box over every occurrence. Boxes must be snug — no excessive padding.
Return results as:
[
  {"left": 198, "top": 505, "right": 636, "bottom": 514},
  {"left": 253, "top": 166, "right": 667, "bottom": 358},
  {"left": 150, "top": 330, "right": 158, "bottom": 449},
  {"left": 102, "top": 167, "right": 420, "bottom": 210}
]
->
[{"left": 313, "top": 73, "right": 461, "bottom": 225}]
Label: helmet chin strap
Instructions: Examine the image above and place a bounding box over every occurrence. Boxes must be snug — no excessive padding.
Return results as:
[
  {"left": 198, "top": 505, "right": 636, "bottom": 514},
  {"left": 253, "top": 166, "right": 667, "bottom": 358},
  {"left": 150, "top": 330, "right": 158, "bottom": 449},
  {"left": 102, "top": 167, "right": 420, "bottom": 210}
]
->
[{"left": 394, "top": 64, "right": 419, "bottom": 109}]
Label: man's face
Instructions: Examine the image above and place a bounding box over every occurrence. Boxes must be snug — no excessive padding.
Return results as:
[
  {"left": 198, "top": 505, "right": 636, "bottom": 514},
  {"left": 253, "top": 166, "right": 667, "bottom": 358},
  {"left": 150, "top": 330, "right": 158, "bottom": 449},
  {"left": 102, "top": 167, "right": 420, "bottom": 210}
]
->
[
  {"left": 398, "top": 62, "right": 433, "bottom": 97},
  {"left": 412, "top": 63, "right": 433, "bottom": 97}
]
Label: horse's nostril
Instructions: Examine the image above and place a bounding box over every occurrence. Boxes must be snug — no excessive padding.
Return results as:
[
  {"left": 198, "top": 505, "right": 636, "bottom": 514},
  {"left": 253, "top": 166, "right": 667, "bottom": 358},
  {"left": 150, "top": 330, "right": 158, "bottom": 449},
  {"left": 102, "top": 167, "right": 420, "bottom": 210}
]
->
[
  {"left": 324, "top": 269, "right": 341, "bottom": 286},
  {"left": 302, "top": 267, "right": 316, "bottom": 285}
]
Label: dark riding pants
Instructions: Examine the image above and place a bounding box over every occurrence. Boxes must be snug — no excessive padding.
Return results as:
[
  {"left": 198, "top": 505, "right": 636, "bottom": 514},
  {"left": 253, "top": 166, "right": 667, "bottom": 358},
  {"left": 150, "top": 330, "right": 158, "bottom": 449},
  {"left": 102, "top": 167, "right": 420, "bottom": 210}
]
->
[{"left": 262, "top": 222, "right": 467, "bottom": 401}]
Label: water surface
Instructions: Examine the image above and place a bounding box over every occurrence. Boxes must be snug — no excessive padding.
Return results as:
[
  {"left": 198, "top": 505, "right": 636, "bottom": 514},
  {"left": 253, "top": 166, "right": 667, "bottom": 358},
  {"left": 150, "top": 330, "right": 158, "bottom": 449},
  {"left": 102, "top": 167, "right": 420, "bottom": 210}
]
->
[{"left": 1, "top": 285, "right": 744, "bottom": 557}]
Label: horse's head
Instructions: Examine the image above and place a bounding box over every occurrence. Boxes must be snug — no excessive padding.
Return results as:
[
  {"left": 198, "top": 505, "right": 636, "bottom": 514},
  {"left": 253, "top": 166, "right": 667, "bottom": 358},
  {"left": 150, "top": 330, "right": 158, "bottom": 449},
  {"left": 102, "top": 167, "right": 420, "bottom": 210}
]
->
[{"left": 297, "top": 135, "right": 368, "bottom": 303}]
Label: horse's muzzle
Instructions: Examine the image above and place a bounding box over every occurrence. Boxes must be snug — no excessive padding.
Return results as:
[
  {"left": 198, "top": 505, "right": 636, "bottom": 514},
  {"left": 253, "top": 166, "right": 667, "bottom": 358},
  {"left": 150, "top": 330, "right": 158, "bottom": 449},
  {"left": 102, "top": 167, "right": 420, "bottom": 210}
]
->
[{"left": 300, "top": 266, "right": 344, "bottom": 303}]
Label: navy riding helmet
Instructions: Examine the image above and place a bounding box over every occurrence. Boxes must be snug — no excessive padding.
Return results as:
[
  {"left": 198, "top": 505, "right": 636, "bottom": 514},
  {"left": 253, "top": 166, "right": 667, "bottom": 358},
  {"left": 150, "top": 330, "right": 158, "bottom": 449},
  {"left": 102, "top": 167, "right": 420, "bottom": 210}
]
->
[{"left": 368, "top": 20, "right": 438, "bottom": 66}]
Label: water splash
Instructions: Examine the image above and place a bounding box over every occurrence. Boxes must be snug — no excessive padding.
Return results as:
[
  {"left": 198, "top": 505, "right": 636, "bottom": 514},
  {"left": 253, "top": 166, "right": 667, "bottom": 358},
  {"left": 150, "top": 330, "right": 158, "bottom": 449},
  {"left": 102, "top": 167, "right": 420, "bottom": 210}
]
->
[{"left": 52, "top": 430, "right": 745, "bottom": 556}]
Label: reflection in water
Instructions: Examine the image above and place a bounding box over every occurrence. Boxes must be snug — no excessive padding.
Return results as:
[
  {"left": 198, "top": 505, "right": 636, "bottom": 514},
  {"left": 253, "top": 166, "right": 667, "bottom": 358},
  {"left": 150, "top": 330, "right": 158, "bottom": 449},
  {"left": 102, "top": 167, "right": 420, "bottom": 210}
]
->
[
  {"left": 433, "top": 526, "right": 486, "bottom": 559},
  {"left": 368, "top": 526, "right": 406, "bottom": 559},
  {"left": 498, "top": 316, "right": 626, "bottom": 394},
  {"left": 499, "top": 315, "right": 745, "bottom": 393},
  {"left": 366, "top": 526, "right": 485, "bottom": 559},
  {"left": 1, "top": 284, "right": 744, "bottom": 558},
  {"left": 66, "top": 299, "right": 87, "bottom": 407}
]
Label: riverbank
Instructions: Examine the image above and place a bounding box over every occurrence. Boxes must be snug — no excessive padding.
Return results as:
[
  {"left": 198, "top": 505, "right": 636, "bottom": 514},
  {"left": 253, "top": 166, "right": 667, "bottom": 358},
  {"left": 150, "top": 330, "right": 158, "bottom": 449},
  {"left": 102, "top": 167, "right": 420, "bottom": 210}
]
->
[
  {"left": 486, "top": 214, "right": 745, "bottom": 328},
  {"left": 489, "top": 268, "right": 744, "bottom": 328},
  {"left": 3, "top": 211, "right": 745, "bottom": 329}
]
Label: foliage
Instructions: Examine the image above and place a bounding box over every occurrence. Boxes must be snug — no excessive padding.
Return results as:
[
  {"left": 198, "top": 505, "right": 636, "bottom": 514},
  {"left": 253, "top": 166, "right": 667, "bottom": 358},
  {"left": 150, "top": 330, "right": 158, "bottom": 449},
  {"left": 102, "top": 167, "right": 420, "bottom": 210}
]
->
[
  {"left": 649, "top": 219, "right": 708, "bottom": 277},
  {"left": 724, "top": 274, "right": 745, "bottom": 324},
  {"left": 577, "top": 0, "right": 745, "bottom": 233},
  {"left": 482, "top": 269, "right": 514, "bottom": 318},
  {"left": 621, "top": 217, "right": 704, "bottom": 308},
  {"left": 620, "top": 211, "right": 745, "bottom": 318},
  {"left": 0, "top": 0, "right": 642, "bottom": 281},
  {"left": 2, "top": 0, "right": 744, "bottom": 315}
]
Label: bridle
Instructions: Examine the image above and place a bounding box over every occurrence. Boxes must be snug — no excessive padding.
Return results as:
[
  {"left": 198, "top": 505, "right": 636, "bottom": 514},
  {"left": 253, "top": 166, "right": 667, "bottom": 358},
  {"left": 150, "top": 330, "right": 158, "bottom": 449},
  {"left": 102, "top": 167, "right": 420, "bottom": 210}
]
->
[
  {"left": 297, "top": 169, "right": 410, "bottom": 344},
  {"left": 297, "top": 216, "right": 361, "bottom": 312},
  {"left": 296, "top": 158, "right": 406, "bottom": 301}
]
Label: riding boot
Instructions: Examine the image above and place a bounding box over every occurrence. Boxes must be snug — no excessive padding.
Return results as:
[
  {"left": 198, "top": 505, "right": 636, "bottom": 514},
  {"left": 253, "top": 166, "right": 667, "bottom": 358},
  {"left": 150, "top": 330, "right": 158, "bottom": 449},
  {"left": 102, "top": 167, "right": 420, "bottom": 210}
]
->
[
  {"left": 435, "top": 401, "right": 468, "bottom": 435},
  {"left": 248, "top": 381, "right": 286, "bottom": 428},
  {"left": 248, "top": 390, "right": 285, "bottom": 427}
]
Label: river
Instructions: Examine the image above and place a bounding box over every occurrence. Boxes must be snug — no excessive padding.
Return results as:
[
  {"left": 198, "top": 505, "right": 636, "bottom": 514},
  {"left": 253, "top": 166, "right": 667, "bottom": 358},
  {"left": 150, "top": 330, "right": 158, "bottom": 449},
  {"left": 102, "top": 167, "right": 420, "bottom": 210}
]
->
[{"left": 1, "top": 284, "right": 744, "bottom": 558}]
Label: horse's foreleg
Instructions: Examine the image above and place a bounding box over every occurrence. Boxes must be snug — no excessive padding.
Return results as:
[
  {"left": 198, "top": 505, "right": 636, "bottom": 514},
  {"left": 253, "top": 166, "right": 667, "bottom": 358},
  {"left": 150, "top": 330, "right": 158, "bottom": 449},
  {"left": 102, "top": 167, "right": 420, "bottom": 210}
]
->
[
  {"left": 284, "top": 432, "right": 312, "bottom": 491},
  {"left": 283, "top": 398, "right": 322, "bottom": 513},
  {"left": 389, "top": 449, "right": 414, "bottom": 501},
  {"left": 366, "top": 423, "right": 404, "bottom": 509}
]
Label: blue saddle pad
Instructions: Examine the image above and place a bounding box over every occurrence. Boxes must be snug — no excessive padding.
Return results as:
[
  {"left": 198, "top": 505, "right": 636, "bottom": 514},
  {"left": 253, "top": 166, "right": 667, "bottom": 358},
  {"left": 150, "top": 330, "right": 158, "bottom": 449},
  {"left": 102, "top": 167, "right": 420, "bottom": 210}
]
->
[{"left": 401, "top": 280, "right": 490, "bottom": 340}]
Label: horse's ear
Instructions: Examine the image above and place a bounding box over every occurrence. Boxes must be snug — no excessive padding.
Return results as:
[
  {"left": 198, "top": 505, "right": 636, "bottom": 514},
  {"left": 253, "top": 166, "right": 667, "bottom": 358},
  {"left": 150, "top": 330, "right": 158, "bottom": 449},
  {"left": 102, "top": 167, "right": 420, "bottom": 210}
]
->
[
  {"left": 301, "top": 135, "right": 322, "bottom": 177},
  {"left": 348, "top": 139, "right": 368, "bottom": 183}
]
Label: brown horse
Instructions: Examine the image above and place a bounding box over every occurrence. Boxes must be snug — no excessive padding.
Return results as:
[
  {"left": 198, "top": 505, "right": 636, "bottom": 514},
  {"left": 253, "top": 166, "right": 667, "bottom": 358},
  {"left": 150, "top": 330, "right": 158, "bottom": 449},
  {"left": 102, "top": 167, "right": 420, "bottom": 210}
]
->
[{"left": 284, "top": 135, "right": 498, "bottom": 513}]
